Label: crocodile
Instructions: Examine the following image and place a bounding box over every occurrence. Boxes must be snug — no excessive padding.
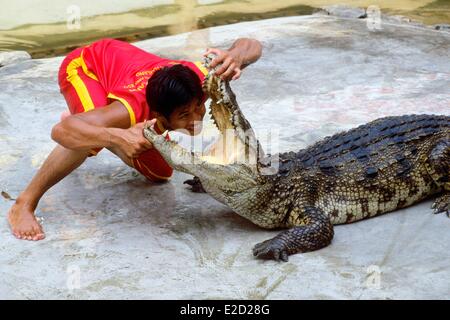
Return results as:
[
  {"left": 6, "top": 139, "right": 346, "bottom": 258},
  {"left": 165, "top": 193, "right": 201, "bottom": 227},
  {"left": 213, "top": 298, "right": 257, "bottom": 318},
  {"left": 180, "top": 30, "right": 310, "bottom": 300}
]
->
[{"left": 144, "top": 54, "right": 450, "bottom": 262}]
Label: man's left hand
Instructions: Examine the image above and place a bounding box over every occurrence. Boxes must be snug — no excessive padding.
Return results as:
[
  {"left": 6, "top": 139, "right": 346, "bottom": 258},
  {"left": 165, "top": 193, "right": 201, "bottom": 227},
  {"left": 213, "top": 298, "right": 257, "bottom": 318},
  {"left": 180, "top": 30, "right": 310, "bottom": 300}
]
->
[{"left": 203, "top": 47, "right": 243, "bottom": 81}]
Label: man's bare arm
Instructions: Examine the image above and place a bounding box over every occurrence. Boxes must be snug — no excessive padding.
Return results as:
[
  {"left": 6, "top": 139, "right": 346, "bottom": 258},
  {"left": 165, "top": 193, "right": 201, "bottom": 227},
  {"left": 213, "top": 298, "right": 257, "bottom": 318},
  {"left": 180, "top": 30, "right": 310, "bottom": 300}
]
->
[
  {"left": 227, "top": 38, "right": 263, "bottom": 69},
  {"left": 51, "top": 101, "right": 153, "bottom": 158}
]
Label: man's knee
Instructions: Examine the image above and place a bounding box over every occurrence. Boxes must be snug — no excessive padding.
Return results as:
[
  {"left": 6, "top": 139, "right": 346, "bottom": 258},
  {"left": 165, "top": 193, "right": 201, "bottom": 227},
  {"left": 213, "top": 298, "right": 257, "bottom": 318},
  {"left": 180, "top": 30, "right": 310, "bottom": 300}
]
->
[{"left": 134, "top": 159, "right": 173, "bottom": 182}]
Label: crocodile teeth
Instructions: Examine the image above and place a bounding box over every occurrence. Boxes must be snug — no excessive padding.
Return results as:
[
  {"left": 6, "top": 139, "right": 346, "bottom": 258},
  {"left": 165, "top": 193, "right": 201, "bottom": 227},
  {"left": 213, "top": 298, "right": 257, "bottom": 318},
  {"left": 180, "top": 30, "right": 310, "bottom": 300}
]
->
[{"left": 162, "top": 130, "right": 169, "bottom": 138}]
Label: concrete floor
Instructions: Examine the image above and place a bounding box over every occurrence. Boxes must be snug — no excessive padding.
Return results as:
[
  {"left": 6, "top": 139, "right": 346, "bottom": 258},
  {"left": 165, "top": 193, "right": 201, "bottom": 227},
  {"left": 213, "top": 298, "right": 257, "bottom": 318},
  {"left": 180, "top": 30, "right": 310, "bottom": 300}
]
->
[{"left": 0, "top": 11, "right": 449, "bottom": 299}]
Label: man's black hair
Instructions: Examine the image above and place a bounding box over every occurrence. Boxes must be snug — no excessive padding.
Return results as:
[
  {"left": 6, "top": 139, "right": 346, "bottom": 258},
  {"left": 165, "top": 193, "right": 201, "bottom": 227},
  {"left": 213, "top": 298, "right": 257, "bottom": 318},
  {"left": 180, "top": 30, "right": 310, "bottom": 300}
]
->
[{"left": 146, "top": 64, "right": 204, "bottom": 119}]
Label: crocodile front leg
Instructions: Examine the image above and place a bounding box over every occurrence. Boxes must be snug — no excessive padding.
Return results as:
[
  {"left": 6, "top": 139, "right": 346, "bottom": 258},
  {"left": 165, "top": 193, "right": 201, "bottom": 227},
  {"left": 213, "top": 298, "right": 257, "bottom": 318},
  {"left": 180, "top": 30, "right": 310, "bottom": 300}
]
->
[
  {"left": 252, "top": 206, "right": 334, "bottom": 262},
  {"left": 183, "top": 176, "right": 206, "bottom": 193},
  {"left": 428, "top": 137, "right": 449, "bottom": 216},
  {"left": 433, "top": 194, "right": 450, "bottom": 216}
]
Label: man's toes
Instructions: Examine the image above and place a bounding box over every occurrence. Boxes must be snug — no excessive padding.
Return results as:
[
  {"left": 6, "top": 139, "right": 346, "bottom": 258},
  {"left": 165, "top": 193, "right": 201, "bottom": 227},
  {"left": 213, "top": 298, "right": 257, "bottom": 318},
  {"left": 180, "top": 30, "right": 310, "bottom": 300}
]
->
[
  {"left": 23, "top": 231, "right": 33, "bottom": 241},
  {"left": 33, "top": 224, "right": 45, "bottom": 239},
  {"left": 17, "top": 230, "right": 28, "bottom": 239},
  {"left": 32, "top": 225, "right": 43, "bottom": 235},
  {"left": 33, "top": 233, "right": 45, "bottom": 241}
]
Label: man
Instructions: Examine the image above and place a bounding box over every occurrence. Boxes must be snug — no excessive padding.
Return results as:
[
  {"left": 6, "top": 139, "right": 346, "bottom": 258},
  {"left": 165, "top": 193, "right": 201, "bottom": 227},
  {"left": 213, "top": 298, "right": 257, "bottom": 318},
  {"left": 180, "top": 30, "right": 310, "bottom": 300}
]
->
[{"left": 7, "top": 37, "right": 263, "bottom": 241}]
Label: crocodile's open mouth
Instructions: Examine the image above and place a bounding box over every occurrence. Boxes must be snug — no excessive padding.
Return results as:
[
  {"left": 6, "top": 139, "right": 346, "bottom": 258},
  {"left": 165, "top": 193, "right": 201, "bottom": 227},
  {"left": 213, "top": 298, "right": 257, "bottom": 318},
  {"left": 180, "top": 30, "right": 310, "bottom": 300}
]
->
[{"left": 198, "top": 54, "right": 263, "bottom": 167}]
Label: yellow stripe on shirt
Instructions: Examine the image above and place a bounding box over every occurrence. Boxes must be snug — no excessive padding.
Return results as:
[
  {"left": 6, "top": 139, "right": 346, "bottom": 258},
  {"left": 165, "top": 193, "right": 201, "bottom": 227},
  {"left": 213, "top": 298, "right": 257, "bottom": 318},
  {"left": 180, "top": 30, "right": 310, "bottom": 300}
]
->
[
  {"left": 107, "top": 93, "right": 137, "bottom": 127},
  {"left": 80, "top": 49, "right": 99, "bottom": 82},
  {"left": 194, "top": 61, "right": 209, "bottom": 77},
  {"left": 66, "top": 57, "right": 95, "bottom": 112}
]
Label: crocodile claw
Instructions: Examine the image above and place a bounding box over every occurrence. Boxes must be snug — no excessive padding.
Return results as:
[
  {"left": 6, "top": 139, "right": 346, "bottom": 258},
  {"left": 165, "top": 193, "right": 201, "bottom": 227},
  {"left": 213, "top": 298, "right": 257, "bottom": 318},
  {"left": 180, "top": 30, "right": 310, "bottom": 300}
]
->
[
  {"left": 183, "top": 176, "right": 206, "bottom": 193},
  {"left": 252, "top": 237, "right": 289, "bottom": 262},
  {"left": 432, "top": 194, "right": 450, "bottom": 217}
]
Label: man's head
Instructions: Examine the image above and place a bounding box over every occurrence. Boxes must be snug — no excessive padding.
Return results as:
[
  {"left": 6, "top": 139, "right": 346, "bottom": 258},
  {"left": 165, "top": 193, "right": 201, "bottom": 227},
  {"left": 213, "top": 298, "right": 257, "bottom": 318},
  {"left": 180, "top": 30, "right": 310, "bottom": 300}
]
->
[{"left": 146, "top": 64, "right": 206, "bottom": 136}]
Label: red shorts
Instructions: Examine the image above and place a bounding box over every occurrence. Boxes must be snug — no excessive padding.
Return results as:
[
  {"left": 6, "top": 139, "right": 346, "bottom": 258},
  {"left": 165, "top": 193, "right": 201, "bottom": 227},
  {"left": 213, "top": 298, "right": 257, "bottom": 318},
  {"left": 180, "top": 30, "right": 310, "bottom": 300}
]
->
[{"left": 58, "top": 47, "right": 173, "bottom": 182}]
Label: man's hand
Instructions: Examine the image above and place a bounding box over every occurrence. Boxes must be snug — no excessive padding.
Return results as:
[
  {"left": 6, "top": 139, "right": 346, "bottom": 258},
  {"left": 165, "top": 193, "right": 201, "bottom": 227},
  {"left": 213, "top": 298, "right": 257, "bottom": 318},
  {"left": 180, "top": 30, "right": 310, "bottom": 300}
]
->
[
  {"left": 203, "top": 48, "right": 243, "bottom": 81},
  {"left": 111, "top": 120, "right": 155, "bottom": 158},
  {"left": 203, "top": 38, "right": 262, "bottom": 81}
]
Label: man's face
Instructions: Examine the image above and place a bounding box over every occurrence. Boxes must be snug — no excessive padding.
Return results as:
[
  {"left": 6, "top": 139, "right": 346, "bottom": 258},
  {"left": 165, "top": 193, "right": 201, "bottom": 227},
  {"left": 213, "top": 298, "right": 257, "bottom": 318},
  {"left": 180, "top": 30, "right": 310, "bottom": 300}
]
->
[{"left": 167, "top": 98, "right": 207, "bottom": 136}]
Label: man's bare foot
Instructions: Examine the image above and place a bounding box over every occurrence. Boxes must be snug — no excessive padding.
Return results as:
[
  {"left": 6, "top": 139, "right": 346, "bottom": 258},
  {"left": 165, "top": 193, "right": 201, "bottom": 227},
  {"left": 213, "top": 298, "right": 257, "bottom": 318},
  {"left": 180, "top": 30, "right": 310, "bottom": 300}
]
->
[{"left": 7, "top": 203, "right": 45, "bottom": 241}]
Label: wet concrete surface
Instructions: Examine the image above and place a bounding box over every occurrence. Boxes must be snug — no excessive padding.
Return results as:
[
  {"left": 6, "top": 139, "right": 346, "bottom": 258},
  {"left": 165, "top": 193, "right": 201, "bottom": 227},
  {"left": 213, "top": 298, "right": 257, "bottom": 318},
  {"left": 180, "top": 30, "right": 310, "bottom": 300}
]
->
[{"left": 0, "top": 13, "right": 449, "bottom": 299}]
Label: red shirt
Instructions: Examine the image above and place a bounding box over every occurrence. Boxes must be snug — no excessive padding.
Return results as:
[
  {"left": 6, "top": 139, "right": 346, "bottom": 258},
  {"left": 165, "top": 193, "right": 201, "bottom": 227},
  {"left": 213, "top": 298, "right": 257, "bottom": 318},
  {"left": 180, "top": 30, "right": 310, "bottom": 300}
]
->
[{"left": 80, "top": 38, "right": 209, "bottom": 125}]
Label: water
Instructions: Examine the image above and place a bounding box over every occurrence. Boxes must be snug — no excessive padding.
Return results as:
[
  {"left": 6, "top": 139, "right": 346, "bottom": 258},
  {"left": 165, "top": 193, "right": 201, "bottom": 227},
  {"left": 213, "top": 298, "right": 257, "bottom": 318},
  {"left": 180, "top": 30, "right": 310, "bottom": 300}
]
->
[{"left": 0, "top": 0, "right": 449, "bottom": 58}]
